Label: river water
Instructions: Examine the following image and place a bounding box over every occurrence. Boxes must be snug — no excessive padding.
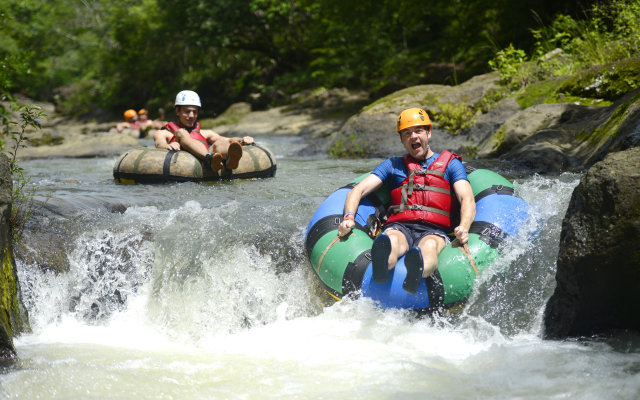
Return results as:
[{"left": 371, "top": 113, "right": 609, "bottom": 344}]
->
[{"left": 1, "top": 136, "right": 639, "bottom": 399}]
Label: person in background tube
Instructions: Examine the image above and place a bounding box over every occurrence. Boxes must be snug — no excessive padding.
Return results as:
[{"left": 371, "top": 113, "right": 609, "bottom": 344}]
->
[{"left": 153, "top": 90, "right": 254, "bottom": 171}]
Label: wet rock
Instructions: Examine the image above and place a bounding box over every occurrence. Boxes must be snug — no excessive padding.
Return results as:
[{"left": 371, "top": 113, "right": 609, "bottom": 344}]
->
[
  {"left": 16, "top": 131, "right": 140, "bottom": 160},
  {"left": 494, "top": 97, "right": 636, "bottom": 173},
  {"left": 14, "top": 197, "right": 127, "bottom": 274},
  {"left": 477, "top": 103, "right": 568, "bottom": 158},
  {"left": 543, "top": 147, "right": 640, "bottom": 338},
  {"left": 0, "top": 154, "right": 29, "bottom": 359}
]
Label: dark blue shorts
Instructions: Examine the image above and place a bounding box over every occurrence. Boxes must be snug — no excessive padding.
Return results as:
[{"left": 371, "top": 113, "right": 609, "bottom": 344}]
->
[{"left": 382, "top": 222, "right": 450, "bottom": 248}]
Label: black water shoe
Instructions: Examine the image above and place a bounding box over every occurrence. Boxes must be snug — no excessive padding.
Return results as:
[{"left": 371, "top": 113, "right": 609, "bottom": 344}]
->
[
  {"left": 371, "top": 233, "right": 391, "bottom": 284},
  {"left": 403, "top": 247, "right": 424, "bottom": 294}
]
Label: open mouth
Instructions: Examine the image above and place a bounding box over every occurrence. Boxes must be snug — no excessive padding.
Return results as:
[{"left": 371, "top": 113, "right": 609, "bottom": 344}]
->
[{"left": 411, "top": 143, "right": 421, "bottom": 150}]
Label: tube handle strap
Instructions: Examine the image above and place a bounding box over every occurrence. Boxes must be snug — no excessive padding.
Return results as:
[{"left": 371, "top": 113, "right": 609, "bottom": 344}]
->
[
  {"left": 317, "top": 234, "right": 351, "bottom": 274},
  {"left": 453, "top": 239, "right": 479, "bottom": 274}
]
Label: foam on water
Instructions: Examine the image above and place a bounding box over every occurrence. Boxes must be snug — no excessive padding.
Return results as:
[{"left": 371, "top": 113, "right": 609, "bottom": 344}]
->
[{"left": 4, "top": 155, "right": 640, "bottom": 400}]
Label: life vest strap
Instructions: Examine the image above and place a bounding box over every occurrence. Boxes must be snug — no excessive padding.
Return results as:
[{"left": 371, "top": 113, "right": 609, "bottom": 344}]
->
[
  {"left": 401, "top": 183, "right": 450, "bottom": 194},
  {"left": 388, "top": 204, "right": 450, "bottom": 217},
  {"left": 410, "top": 169, "right": 444, "bottom": 177}
]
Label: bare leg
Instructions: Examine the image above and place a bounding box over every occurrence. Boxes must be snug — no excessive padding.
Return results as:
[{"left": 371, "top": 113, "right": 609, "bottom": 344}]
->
[
  {"left": 371, "top": 229, "right": 409, "bottom": 283},
  {"left": 210, "top": 137, "right": 231, "bottom": 156},
  {"left": 211, "top": 137, "right": 243, "bottom": 170},
  {"left": 417, "top": 235, "right": 447, "bottom": 277},
  {"left": 385, "top": 229, "right": 410, "bottom": 270},
  {"left": 175, "top": 130, "right": 209, "bottom": 160}
]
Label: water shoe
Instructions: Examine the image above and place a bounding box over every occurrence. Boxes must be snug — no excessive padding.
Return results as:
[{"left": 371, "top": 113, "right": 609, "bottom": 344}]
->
[
  {"left": 225, "top": 141, "right": 243, "bottom": 170},
  {"left": 403, "top": 247, "right": 424, "bottom": 294},
  {"left": 206, "top": 153, "right": 224, "bottom": 172},
  {"left": 371, "top": 233, "right": 391, "bottom": 284}
]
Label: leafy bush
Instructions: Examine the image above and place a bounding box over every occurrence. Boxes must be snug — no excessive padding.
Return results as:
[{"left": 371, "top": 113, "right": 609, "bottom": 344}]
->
[
  {"left": 475, "top": 88, "right": 509, "bottom": 113},
  {"left": 492, "top": 0, "right": 640, "bottom": 94},
  {"left": 488, "top": 44, "right": 529, "bottom": 89},
  {"left": 328, "top": 132, "right": 368, "bottom": 158},
  {"left": 0, "top": 94, "right": 45, "bottom": 242},
  {"left": 434, "top": 103, "right": 477, "bottom": 135}
]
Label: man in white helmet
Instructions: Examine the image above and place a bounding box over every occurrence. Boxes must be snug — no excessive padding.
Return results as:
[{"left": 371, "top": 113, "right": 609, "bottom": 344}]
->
[{"left": 153, "top": 90, "right": 254, "bottom": 171}]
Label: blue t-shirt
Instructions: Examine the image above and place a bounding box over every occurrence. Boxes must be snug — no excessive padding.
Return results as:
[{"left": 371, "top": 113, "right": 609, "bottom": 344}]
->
[{"left": 372, "top": 153, "right": 468, "bottom": 189}]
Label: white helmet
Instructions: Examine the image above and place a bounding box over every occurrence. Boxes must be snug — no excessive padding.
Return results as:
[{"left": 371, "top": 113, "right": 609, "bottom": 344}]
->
[{"left": 174, "top": 90, "right": 201, "bottom": 107}]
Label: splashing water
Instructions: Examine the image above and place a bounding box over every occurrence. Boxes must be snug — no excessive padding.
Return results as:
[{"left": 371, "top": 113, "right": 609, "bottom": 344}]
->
[{"left": 3, "top": 147, "right": 640, "bottom": 399}]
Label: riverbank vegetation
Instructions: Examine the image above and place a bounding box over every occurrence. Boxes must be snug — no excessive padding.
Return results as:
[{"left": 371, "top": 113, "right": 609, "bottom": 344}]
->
[
  {"left": 0, "top": 97, "right": 45, "bottom": 242},
  {"left": 4, "top": 0, "right": 632, "bottom": 119},
  {"left": 490, "top": 1, "right": 640, "bottom": 101},
  {"left": 1, "top": 1, "right": 638, "bottom": 122}
]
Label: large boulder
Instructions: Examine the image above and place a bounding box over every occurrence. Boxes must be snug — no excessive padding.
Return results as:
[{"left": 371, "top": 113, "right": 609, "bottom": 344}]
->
[
  {"left": 494, "top": 91, "right": 639, "bottom": 173},
  {"left": 332, "top": 72, "right": 504, "bottom": 158},
  {"left": 16, "top": 131, "right": 140, "bottom": 160},
  {"left": 0, "top": 154, "right": 28, "bottom": 359},
  {"left": 543, "top": 147, "right": 640, "bottom": 339}
]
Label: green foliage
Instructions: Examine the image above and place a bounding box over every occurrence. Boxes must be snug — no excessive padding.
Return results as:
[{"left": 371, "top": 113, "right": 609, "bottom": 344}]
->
[
  {"left": 459, "top": 144, "right": 479, "bottom": 159},
  {"left": 556, "top": 58, "right": 640, "bottom": 100},
  {"left": 534, "top": 1, "right": 640, "bottom": 67},
  {"left": 328, "top": 132, "right": 368, "bottom": 159},
  {"left": 488, "top": 44, "right": 529, "bottom": 89},
  {"left": 516, "top": 57, "right": 639, "bottom": 108},
  {"left": 491, "top": 127, "right": 506, "bottom": 151},
  {"left": 0, "top": 0, "right": 615, "bottom": 115},
  {"left": 492, "top": 0, "right": 640, "bottom": 99},
  {"left": 434, "top": 103, "right": 477, "bottom": 135},
  {"left": 0, "top": 94, "right": 45, "bottom": 243},
  {"left": 0, "top": 0, "right": 99, "bottom": 98},
  {"left": 475, "top": 88, "right": 509, "bottom": 113}
]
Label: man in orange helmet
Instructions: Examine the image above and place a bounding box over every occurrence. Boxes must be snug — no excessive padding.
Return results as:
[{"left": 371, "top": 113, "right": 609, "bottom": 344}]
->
[
  {"left": 337, "top": 107, "right": 476, "bottom": 294},
  {"left": 153, "top": 90, "right": 254, "bottom": 172}
]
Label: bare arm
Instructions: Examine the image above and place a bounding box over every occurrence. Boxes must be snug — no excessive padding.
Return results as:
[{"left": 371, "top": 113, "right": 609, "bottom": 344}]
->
[
  {"left": 452, "top": 179, "right": 476, "bottom": 244},
  {"left": 337, "top": 174, "right": 384, "bottom": 238},
  {"left": 233, "top": 136, "right": 254, "bottom": 145},
  {"left": 150, "top": 120, "right": 166, "bottom": 130},
  {"left": 153, "top": 129, "right": 180, "bottom": 151},
  {"left": 201, "top": 129, "right": 254, "bottom": 145}
]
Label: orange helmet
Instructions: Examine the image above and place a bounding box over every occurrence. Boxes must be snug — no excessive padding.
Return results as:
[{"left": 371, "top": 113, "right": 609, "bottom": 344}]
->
[
  {"left": 124, "top": 109, "right": 137, "bottom": 121},
  {"left": 396, "top": 107, "right": 432, "bottom": 133},
  {"left": 138, "top": 108, "right": 148, "bottom": 116}
]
